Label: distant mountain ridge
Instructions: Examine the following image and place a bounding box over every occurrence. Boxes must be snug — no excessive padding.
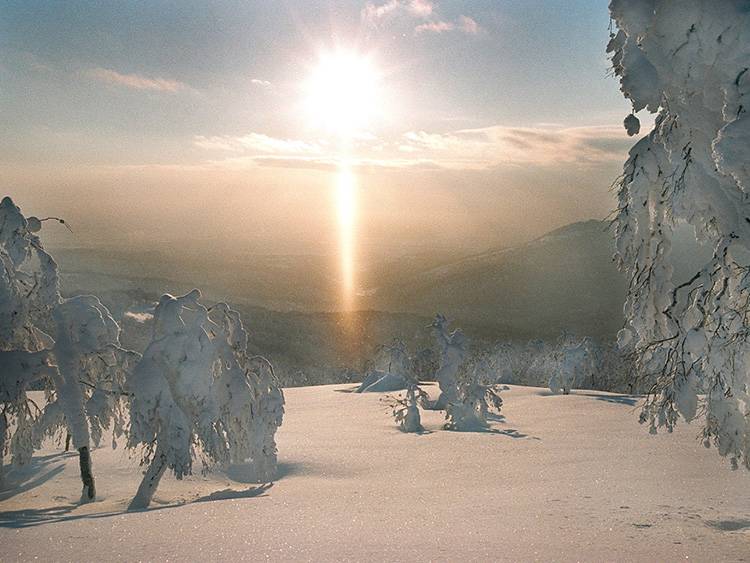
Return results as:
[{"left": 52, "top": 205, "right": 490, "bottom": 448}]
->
[{"left": 367, "top": 220, "right": 630, "bottom": 341}]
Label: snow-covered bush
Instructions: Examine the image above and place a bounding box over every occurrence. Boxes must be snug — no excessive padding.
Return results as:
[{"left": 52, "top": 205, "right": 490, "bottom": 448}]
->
[
  {"left": 548, "top": 333, "right": 597, "bottom": 395},
  {"left": 0, "top": 195, "right": 60, "bottom": 489},
  {"left": 518, "top": 339, "right": 556, "bottom": 388},
  {"left": 492, "top": 342, "right": 524, "bottom": 385},
  {"left": 384, "top": 383, "right": 426, "bottom": 433},
  {"left": 208, "top": 302, "right": 283, "bottom": 479},
  {"left": 407, "top": 346, "right": 438, "bottom": 382},
  {"left": 128, "top": 291, "right": 284, "bottom": 510},
  {"left": 593, "top": 340, "right": 642, "bottom": 394},
  {"left": 357, "top": 339, "right": 413, "bottom": 393},
  {"left": 426, "top": 315, "right": 468, "bottom": 410},
  {"left": 609, "top": 1, "right": 750, "bottom": 467},
  {"left": 444, "top": 355, "right": 503, "bottom": 431}
]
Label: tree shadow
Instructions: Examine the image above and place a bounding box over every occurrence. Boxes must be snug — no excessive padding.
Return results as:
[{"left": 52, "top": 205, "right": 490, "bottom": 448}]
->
[
  {"left": 225, "top": 461, "right": 299, "bottom": 483},
  {"left": 579, "top": 392, "right": 641, "bottom": 407},
  {"left": 0, "top": 504, "right": 119, "bottom": 529},
  {"left": 334, "top": 386, "right": 360, "bottom": 393},
  {"left": 192, "top": 482, "right": 272, "bottom": 504},
  {"left": 0, "top": 454, "right": 67, "bottom": 502},
  {"left": 443, "top": 424, "right": 532, "bottom": 438},
  {"left": 0, "top": 482, "right": 273, "bottom": 528},
  {"left": 705, "top": 519, "right": 750, "bottom": 532}
]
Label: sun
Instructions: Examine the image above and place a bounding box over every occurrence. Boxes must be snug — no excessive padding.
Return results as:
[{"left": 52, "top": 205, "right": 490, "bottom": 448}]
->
[{"left": 305, "top": 50, "right": 380, "bottom": 137}]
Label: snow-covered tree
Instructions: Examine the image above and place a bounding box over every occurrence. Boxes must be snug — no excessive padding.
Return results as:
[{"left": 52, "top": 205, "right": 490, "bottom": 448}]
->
[
  {"left": 1, "top": 197, "right": 60, "bottom": 490},
  {"left": 207, "top": 302, "right": 284, "bottom": 480},
  {"left": 444, "top": 355, "right": 503, "bottom": 431},
  {"left": 245, "top": 355, "right": 284, "bottom": 478},
  {"left": 128, "top": 290, "right": 227, "bottom": 510},
  {"left": 45, "top": 295, "right": 137, "bottom": 500},
  {"left": 548, "top": 333, "right": 597, "bottom": 395},
  {"left": 609, "top": 1, "right": 750, "bottom": 467},
  {"left": 384, "top": 382, "right": 426, "bottom": 433},
  {"left": 1, "top": 197, "right": 136, "bottom": 499},
  {"left": 426, "top": 315, "right": 468, "bottom": 410},
  {"left": 357, "top": 339, "right": 414, "bottom": 393},
  {"left": 128, "top": 291, "right": 284, "bottom": 510}
]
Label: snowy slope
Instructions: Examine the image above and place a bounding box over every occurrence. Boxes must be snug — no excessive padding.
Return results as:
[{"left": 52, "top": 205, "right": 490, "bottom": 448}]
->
[{"left": 2, "top": 384, "right": 750, "bottom": 562}]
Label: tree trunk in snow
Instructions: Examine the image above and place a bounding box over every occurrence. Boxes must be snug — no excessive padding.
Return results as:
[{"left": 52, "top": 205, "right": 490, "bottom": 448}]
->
[
  {"left": 52, "top": 307, "right": 95, "bottom": 499},
  {"left": 128, "top": 445, "right": 168, "bottom": 511},
  {"left": 78, "top": 446, "right": 95, "bottom": 501},
  {"left": 0, "top": 413, "right": 6, "bottom": 491}
]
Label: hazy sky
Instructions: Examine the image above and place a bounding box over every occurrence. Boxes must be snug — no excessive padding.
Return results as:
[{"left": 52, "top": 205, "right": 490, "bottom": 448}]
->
[{"left": 1, "top": 0, "right": 640, "bottom": 257}]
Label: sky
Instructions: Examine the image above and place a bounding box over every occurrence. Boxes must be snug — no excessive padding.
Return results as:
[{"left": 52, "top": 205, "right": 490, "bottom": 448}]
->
[{"left": 1, "top": 1, "right": 640, "bottom": 261}]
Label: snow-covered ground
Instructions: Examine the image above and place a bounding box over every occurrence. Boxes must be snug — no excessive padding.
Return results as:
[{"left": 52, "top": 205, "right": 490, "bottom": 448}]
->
[{"left": 2, "top": 384, "right": 750, "bottom": 562}]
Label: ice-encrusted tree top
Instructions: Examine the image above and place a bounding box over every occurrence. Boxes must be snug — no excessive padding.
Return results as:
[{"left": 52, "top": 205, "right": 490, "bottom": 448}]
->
[
  {"left": 0, "top": 196, "right": 60, "bottom": 350},
  {"left": 609, "top": 1, "right": 750, "bottom": 467}
]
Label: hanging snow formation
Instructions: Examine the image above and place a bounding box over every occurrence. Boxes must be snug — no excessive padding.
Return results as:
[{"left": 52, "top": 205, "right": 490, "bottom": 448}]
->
[{"left": 609, "top": 1, "right": 750, "bottom": 467}]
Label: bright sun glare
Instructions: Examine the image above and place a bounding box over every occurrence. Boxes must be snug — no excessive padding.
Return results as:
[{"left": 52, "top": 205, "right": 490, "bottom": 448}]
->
[{"left": 306, "top": 50, "right": 380, "bottom": 137}]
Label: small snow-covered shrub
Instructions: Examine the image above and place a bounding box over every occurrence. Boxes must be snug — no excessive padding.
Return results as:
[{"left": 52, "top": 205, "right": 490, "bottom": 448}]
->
[
  {"left": 357, "top": 339, "right": 413, "bottom": 393},
  {"left": 384, "top": 383, "right": 427, "bottom": 433},
  {"left": 518, "top": 339, "right": 556, "bottom": 388},
  {"left": 548, "top": 332, "right": 597, "bottom": 395},
  {"left": 408, "top": 347, "right": 438, "bottom": 382},
  {"left": 426, "top": 315, "right": 468, "bottom": 410},
  {"left": 593, "top": 341, "right": 642, "bottom": 394},
  {"left": 444, "top": 355, "right": 503, "bottom": 431}
]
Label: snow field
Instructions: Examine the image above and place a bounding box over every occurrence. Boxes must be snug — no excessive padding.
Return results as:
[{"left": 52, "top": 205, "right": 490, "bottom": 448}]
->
[{"left": 3, "top": 383, "right": 750, "bottom": 562}]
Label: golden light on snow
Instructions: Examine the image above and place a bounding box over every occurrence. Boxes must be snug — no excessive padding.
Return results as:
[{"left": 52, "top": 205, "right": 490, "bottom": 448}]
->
[
  {"left": 337, "top": 166, "right": 357, "bottom": 311},
  {"left": 305, "top": 50, "right": 380, "bottom": 136}
]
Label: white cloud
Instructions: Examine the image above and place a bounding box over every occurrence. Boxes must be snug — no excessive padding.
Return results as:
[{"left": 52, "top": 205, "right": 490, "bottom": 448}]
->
[
  {"left": 363, "top": 1, "right": 481, "bottom": 35},
  {"left": 408, "top": 0, "right": 436, "bottom": 17},
  {"left": 459, "top": 16, "right": 480, "bottom": 34},
  {"left": 397, "top": 124, "right": 635, "bottom": 169},
  {"left": 81, "top": 68, "right": 184, "bottom": 92},
  {"left": 194, "top": 134, "right": 323, "bottom": 155},
  {"left": 251, "top": 79, "right": 271, "bottom": 88},
  {"left": 362, "top": 0, "right": 435, "bottom": 24},
  {"left": 415, "top": 20, "right": 454, "bottom": 34},
  {"left": 193, "top": 124, "right": 633, "bottom": 174}
]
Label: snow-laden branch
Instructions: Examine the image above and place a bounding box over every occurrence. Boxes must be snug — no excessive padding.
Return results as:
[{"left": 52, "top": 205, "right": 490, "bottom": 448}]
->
[{"left": 610, "top": 0, "right": 750, "bottom": 467}]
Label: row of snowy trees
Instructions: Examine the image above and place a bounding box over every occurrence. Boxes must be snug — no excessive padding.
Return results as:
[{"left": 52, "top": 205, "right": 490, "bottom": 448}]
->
[
  {"left": 0, "top": 197, "right": 284, "bottom": 508},
  {"left": 375, "top": 316, "right": 505, "bottom": 433},
  {"left": 374, "top": 321, "right": 638, "bottom": 433}
]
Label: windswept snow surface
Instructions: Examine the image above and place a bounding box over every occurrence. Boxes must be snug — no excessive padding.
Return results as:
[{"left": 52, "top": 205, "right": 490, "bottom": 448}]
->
[{"left": 2, "top": 384, "right": 750, "bottom": 562}]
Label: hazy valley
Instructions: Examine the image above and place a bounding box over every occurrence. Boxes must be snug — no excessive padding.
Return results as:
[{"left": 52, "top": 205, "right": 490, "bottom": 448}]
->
[{"left": 51, "top": 220, "right": 708, "bottom": 381}]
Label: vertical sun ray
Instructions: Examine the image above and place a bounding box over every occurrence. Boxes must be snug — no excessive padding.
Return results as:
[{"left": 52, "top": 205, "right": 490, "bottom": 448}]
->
[{"left": 337, "top": 166, "right": 356, "bottom": 311}]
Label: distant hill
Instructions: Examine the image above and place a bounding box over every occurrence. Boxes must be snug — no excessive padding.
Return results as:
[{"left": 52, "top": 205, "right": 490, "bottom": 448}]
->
[
  {"left": 367, "top": 219, "right": 711, "bottom": 342},
  {"left": 366, "top": 220, "right": 629, "bottom": 341},
  {"left": 51, "top": 219, "right": 710, "bottom": 376}
]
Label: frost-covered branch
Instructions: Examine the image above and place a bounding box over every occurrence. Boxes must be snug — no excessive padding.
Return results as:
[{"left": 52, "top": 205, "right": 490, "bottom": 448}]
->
[{"left": 610, "top": 0, "right": 750, "bottom": 467}]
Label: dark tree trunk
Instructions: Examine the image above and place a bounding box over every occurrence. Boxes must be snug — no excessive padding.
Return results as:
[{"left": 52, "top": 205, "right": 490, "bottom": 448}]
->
[
  {"left": 0, "top": 413, "right": 6, "bottom": 491},
  {"left": 128, "top": 445, "right": 168, "bottom": 511},
  {"left": 78, "top": 446, "right": 95, "bottom": 501}
]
